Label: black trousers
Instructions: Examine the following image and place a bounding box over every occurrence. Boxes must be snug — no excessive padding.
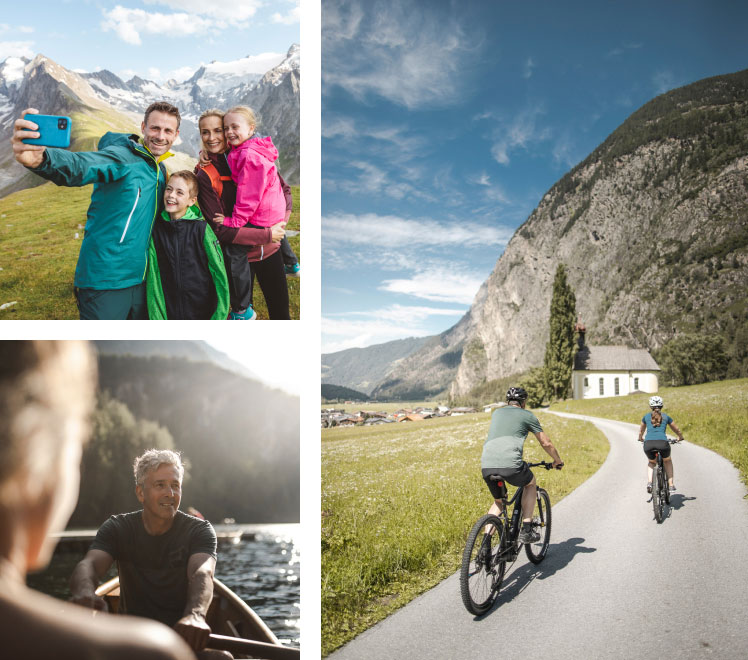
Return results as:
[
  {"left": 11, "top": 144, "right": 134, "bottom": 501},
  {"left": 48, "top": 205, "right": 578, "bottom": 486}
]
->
[
  {"left": 223, "top": 244, "right": 253, "bottom": 312},
  {"left": 250, "top": 249, "right": 291, "bottom": 319}
]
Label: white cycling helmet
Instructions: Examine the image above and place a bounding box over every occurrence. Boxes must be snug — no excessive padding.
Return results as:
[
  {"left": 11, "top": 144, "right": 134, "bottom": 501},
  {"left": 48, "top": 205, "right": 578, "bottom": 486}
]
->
[{"left": 649, "top": 396, "right": 663, "bottom": 408}]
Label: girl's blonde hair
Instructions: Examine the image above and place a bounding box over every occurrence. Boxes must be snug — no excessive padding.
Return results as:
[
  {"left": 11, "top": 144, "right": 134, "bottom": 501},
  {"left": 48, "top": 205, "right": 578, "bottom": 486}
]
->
[{"left": 225, "top": 106, "right": 257, "bottom": 131}]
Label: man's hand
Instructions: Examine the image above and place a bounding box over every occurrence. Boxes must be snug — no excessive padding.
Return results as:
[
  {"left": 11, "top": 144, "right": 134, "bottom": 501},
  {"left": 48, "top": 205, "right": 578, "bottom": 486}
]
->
[
  {"left": 198, "top": 149, "right": 210, "bottom": 166},
  {"left": 11, "top": 108, "right": 46, "bottom": 169},
  {"left": 552, "top": 459, "right": 564, "bottom": 469},
  {"left": 174, "top": 613, "right": 211, "bottom": 651},
  {"left": 213, "top": 214, "right": 225, "bottom": 225},
  {"left": 270, "top": 221, "right": 286, "bottom": 242},
  {"left": 70, "top": 591, "right": 108, "bottom": 612}
]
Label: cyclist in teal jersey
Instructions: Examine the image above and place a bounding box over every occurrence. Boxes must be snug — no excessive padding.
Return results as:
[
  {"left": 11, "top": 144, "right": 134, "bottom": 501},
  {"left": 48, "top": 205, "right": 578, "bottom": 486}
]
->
[
  {"left": 638, "top": 396, "right": 684, "bottom": 493},
  {"left": 481, "top": 387, "right": 563, "bottom": 543}
]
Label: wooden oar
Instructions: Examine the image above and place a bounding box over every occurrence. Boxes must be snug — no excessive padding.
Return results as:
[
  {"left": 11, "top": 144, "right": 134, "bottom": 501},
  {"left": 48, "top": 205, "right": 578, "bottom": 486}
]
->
[{"left": 207, "top": 634, "right": 300, "bottom": 659}]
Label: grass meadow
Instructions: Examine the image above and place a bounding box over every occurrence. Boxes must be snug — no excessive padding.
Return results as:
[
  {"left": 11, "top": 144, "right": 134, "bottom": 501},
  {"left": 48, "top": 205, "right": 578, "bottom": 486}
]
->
[
  {"left": 0, "top": 181, "right": 300, "bottom": 320},
  {"left": 321, "top": 410, "right": 609, "bottom": 654},
  {"left": 549, "top": 378, "right": 748, "bottom": 488}
]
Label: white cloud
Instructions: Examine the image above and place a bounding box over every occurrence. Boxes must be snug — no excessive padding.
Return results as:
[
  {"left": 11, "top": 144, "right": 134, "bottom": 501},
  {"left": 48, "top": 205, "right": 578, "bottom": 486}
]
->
[
  {"left": 142, "top": 0, "right": 261, "bottom": 23},
  {"left": 652, "top": 70, "right": 679, "bottom": 96},
  {"left": 522, "top": 56, "right": 535, "bottom": 79},
  {"left": 0, "top": 41, "right": 34, "bottom": 60},
  {"left": 272, "top": 6, "right": 300, "bottom": 25},
  {"left": 552, "top": 132, "right": 578, "bottom": 169},
  {"left": 323, "top": 212, "right": 512, "bottom": 250},
  {"left": 467, "top": 172, "right": 510, "bottom": 204},
  {"left": 380, "top": 269, "right": 484, "bottom": 304},
  {"left": 490, "top": 105, "right": 549, "bottom": 165},
  {"left": 323, "top": 0, "right": 472, "bottom": 109},
  {"left": 322, "top": 304, "right": 463, "bottom": 353},
  {"left": 101, "top": 6, "right": 215, "bottom": 45},
  {"left": 606, "top": 42, "right": 643, "bottom": 59}
]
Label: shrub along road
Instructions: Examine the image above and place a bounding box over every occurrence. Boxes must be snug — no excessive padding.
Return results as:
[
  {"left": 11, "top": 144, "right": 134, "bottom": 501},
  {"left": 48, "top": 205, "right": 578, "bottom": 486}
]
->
[{"left": 329, "top": 413, "right": 748, "bottom": 659}]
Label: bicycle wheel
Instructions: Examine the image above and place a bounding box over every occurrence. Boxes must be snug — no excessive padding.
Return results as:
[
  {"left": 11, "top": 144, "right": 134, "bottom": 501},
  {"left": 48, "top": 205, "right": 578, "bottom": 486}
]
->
[
  {"left": 460, "top": 514, "right": 505, "bottom": 615},
  {"left": 525, "top": 487, "right": 552, "bottom": 564},
  {"left": 652, "top": 465, "right": 664, "bottom": 523}
]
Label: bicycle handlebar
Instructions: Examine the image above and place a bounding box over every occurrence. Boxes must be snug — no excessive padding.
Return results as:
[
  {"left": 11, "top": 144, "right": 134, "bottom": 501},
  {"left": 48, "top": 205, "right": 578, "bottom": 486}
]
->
[
  {"left": 637, "top": 438, "right": 683, "bottom": 444},
  {"left": 526, "top": 461, "right": 564, "bottom": 470}
]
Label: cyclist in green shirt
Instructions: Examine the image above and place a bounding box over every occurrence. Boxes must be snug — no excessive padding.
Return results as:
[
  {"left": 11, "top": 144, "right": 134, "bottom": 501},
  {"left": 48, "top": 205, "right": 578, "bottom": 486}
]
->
[{"left": 481, "top": 387, "right": 563, "bottom": 543}]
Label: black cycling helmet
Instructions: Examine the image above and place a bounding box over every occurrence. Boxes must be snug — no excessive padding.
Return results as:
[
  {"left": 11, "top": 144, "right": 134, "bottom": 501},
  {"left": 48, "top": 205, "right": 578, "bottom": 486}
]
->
[{"left": 506, "top": 386, "right": 528, "bottom": 403}]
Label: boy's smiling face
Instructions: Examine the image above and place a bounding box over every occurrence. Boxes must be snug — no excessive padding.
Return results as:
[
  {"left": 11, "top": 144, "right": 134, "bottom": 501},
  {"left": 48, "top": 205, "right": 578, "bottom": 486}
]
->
[{"left": 164, "top": 176, "right": 196, "bottom": 219}]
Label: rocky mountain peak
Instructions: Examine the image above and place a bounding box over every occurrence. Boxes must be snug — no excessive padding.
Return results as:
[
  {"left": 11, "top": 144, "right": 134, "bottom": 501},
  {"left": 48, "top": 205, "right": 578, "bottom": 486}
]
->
[{"left": 372, "top": 68, "right": 748, "bottom": 401}]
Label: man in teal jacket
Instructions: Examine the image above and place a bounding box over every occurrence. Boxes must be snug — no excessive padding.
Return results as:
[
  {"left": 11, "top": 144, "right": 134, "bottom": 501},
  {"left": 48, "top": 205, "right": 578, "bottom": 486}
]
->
[{"left": 11, "top": 102, "right": 180, "bottom": 319}]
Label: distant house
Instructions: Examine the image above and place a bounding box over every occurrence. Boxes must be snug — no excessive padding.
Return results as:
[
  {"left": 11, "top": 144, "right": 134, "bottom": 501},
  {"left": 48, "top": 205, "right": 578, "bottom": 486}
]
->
[{"left": 572, "top": 324, "right": 660, "bottom": 400}]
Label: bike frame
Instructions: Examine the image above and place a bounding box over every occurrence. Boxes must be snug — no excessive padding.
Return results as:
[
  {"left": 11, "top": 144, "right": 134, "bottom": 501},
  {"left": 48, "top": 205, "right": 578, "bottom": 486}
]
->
[{"left": 492, "top": 461, "right": 551, "bottom": 560}]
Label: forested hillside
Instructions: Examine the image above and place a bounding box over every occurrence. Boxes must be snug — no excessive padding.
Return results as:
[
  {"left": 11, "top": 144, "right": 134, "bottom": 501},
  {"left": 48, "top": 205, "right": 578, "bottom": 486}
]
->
[{"left": 69, "top": 354, "right": 299, "bottom": 527}]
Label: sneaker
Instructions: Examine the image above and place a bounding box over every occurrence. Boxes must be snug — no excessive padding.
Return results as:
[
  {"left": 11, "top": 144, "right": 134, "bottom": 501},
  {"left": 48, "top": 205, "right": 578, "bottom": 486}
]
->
[
  {"left": 229, "top": 306, "right": 257, "bottom": 320},
  {"left": 670, "top": 484, "right": 676, "bottom": 492},
  {"left": 646, "top": 483, "right": 652, "bottom": 493},
  {"left": 518, "top": 526, "right": 540, "bottom": 544},
  {"left": 285, "top": 262, "right": 300, "bottom": 277}
]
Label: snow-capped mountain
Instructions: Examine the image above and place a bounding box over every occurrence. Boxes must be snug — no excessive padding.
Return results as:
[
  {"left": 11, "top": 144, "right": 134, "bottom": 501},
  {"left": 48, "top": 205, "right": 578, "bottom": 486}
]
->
[{"left": 0, "top": 45, "right": 299, "bottom": 197}]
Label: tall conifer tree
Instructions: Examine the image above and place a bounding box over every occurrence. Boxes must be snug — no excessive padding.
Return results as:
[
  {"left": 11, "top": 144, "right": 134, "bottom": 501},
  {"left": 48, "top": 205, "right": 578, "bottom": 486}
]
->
[{"left": 543, "top": 264, "right": 577, "bottom": 400}]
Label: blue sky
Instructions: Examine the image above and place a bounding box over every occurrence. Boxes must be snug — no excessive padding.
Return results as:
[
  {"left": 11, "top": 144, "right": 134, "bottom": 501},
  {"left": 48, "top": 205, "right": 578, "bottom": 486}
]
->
[
  {"left": 0, "top": 0, "right": 299, "bottom": 83},
  {"left": 321, "top": 0, "right": 748, "bottom": 354}
]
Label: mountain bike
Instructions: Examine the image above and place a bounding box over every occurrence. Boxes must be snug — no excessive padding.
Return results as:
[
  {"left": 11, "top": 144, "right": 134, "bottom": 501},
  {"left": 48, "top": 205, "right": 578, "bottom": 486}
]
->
[
  {"left": 459, "top": 461, "right": 562, "bottom": 615},
  {"left": 643, "top": 439, "right": 680, "bottom": 523}
]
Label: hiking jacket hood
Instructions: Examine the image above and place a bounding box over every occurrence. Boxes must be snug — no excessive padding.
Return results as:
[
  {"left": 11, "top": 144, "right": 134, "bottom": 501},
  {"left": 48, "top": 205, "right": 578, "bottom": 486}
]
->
[
  {"left": 146, "top": 204, "right": 229, "bottom": 320},
  {"left": 223, "top": 136, "right": 286, "bottom": 229},
  {"left": 30, "top": 132, "right": 172, "bottom": 289}
]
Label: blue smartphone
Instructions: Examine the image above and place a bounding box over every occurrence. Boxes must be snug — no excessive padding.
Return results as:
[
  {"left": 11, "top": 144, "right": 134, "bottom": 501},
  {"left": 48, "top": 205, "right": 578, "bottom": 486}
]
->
[{"left": 21, "top": 114, "right": 72, "bottom": 148}]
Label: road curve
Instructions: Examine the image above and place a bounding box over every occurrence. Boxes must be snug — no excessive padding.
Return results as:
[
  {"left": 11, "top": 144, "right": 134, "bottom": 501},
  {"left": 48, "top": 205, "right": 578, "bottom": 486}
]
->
[{"left": 329, "top": 412, "right": 748, "bottom": 659}]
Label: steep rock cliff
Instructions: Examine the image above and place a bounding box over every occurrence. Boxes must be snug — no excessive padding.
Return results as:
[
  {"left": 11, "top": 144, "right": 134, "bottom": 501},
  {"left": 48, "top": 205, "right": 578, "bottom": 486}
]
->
[{"left": 375, "top": 68, "right": 748, "bottom": 400}]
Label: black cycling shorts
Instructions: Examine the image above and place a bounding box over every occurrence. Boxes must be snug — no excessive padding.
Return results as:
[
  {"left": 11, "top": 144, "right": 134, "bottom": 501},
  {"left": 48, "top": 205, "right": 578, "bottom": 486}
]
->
[
  {"left": 643, "top": 440, "right": 671, "bottom": 460},
  {"left": 482, "top": 463, "right": 533, "bottom": 499}
]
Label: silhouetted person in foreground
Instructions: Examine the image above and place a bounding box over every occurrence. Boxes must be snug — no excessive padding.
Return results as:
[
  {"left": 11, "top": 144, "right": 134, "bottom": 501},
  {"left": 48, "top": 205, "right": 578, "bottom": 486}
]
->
[{"left": 0, "top": 340, "right": 196, "bottom": 660}]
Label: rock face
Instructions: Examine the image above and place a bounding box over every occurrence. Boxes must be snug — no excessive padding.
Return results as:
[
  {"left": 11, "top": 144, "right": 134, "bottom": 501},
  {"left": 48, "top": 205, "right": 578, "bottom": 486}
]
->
[{"left": 375, "top": 68, "right": 748, "bottom": 400}]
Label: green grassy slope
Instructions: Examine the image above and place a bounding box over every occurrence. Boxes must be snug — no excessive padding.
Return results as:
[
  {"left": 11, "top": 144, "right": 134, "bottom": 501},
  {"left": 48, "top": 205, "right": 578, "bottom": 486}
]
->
[
  {"left": 549, "top": 378, "right": 748, "bottom": 488},
  {"left": 0, "top": 182, "right": 301, "bottom": 319}
]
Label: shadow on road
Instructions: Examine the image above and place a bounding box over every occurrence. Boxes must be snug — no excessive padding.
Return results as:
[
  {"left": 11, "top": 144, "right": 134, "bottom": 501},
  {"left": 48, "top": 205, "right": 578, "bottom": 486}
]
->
[
  {"left": 476, "top": 537, "right": 596, "bottom": 620},
  {"left": 669, "top": 494, "right": 697, "bottom": 510}
]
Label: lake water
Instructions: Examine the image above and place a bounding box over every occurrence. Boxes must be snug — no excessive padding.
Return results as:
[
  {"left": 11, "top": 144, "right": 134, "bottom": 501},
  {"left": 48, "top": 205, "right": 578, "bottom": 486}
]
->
[{"left": 27, "top": 523, "right": 300, "bottom": 649}]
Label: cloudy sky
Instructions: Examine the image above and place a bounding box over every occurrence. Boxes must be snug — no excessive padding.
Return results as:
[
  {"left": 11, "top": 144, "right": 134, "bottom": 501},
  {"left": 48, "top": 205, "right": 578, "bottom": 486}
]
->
[
  {"left": 321, "top": 0, "right": 748, "bottom": 354},
  {"left": 0, "top": 0, "right": 299, "bottom": 83}
]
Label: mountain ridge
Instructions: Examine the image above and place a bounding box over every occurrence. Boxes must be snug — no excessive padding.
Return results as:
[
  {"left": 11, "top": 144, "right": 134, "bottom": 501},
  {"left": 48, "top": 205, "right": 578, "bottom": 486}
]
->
[
  {"left": 0, "top": 45, "right": 299, "bottom": 197},
  {"left": 367, "top": 68, "right": 748, "bottom": 400}
]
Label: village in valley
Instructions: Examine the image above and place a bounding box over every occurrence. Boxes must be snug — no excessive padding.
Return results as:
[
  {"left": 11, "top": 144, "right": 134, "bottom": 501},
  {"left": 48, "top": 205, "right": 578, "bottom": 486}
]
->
[{"left": 321, "top": 404, "right": 498, "bottom": 428}]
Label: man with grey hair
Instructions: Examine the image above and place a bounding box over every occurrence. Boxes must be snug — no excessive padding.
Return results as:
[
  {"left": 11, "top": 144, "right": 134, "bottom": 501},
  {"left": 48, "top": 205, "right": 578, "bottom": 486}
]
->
[{"left": 70, "top": 448, "right": 231, "bottom": 659}]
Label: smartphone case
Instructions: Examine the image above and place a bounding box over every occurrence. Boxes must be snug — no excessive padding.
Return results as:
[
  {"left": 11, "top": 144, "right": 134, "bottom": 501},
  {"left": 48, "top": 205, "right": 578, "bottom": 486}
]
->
[{"left": 22, "top": 114, "right": 72, "bottom": 148}]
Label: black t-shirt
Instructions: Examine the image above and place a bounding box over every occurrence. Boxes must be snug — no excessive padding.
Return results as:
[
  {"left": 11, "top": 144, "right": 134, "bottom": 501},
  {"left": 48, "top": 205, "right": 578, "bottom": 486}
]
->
[{"left": 90, "top": 510, "right": 217, "bottom": 627}]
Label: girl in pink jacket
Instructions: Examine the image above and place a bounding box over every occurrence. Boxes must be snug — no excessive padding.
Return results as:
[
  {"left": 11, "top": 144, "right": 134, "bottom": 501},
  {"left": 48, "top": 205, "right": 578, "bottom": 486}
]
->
[{"left": 214, "top": 106, "right": 290, "bottom": 319}]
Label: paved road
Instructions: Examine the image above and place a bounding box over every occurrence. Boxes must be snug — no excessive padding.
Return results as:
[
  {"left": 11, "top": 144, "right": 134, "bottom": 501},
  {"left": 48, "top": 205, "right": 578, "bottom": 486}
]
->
[{"left": 329, "top": 413, "right": 748, "bottom": 659}]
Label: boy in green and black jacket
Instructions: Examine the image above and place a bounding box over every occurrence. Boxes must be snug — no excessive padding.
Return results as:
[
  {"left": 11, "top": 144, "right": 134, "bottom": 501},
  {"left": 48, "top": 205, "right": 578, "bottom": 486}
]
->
[{"left": 146, "top": 171, "right": 229, "bottom": 319}]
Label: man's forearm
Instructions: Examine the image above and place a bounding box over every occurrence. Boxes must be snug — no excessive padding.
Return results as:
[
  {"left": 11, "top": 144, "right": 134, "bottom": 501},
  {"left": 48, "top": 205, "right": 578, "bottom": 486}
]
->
[
  {"left": 69, "top": 560, "right": 99, "bottom": 599},
  {"left": 182, "top": 569, "right": 214, "bottom": 618}
]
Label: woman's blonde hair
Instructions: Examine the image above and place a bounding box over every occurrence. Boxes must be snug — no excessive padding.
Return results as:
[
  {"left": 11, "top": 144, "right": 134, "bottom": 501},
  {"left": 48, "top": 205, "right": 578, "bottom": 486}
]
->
[
  {"left": 198, "top": 108, "right": 225, "bottom": 128},
  {"left": 225, "top": 106, "right": 257, "bottom": 131}
]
